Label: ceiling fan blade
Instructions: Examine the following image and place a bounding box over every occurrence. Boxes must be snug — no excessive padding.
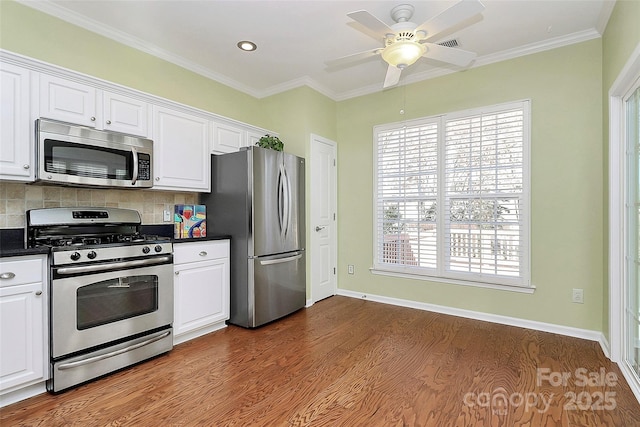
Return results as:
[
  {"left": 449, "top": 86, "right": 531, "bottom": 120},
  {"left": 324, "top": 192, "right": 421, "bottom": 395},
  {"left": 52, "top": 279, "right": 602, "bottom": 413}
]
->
[
  {"left": 423, "top": 43, "right": 477, "bottom": 67},
  {"left": 347, "top": 10, "right": 394, "bottom": 37},
  {"left": 383, "top": 65, "right": 402, "bottom": 88},
  {"left": 325, "top": 49, "right": 381, "bottom": 69},
  {"left": 417, "top": 0, "right": 485, "bottom": 41}
]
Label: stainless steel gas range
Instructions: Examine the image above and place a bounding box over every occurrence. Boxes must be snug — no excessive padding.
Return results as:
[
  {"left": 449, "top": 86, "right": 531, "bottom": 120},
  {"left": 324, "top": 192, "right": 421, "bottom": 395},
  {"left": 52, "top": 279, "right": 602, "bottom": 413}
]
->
[{"left": 26, "top": 207, "right": 174, "bottom": 393}]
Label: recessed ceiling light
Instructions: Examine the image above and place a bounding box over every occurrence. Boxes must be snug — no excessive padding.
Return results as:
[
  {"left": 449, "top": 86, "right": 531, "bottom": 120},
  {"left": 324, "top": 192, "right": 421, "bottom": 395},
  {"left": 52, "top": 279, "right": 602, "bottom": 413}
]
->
[{"left": 237, "top": 41, "right": 257, "bottom": 52}]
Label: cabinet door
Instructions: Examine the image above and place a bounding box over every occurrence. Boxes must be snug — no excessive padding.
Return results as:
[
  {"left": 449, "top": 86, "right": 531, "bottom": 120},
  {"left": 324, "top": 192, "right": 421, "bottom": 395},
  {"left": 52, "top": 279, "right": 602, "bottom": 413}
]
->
[
  {"left": 212, "top": 121, "right": 246, "bottom": 153},
  {"left": 40, "top": 74, "right": 97, "bottom": 127},
  {"left": 247, "top": 129, "right": 265, "bottom": 148},
  {"left": 153, "top": 106, "right": 210, "bottom": 191},
  {"left": 103, "top": 92, "right": 148, "bottom": 137},
  {"left": 173, "top": 258, "right": 229, "bottom": 337},
  {"left": 0, "top": 283, "right": 44, "bottom": 392},
  {"left": 0, "top": 63, "right": 33, "bottom": 181}
]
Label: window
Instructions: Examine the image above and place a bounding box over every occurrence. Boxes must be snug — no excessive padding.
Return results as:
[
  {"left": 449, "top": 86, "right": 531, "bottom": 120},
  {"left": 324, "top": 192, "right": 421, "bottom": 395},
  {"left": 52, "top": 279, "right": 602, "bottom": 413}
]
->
[{"left": 374, "top": 101, "right": 530, "bottom": 289}]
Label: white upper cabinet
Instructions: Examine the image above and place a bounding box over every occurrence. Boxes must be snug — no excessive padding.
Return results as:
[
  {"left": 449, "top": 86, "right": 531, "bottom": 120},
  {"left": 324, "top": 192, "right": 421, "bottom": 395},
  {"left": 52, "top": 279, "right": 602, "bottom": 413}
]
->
[
  {"left": 39, "top": 74, "right": 98, "bottom": 127},
  {"left": 1, "top": 51, "right": 276, "bottom": 188},
  {"left": 152, "top": 106, "right": 211, "bottom": 192},
  {"left": 247, "top": 129, "right": 265, "bottom": 148},
  {"left": 102, "top": 92, "right": 149, "bottom": 137},
  {"left": 40, "top": 74, "right": 149, "bottom": 137},
  {"left": 0, "top": 62, "right": 34, "bottom": 181},
  {"left": 212, "top": 121, "right": 247, "bottom": 153},
  {"left": 212, "top": 121, "right": 271, "bottom": 154}
]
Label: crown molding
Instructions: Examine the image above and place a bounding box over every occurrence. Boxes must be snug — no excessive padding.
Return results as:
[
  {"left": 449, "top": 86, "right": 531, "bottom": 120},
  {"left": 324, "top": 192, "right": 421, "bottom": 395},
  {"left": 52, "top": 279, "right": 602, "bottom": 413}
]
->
[
  {"left": 257, "top": 75, "right": 338, "bottom": 101},
  {"left": 17, "top": 0, "right": 264, "bottom": 98},
  {"left": 17, "top": 0, "right": 604, "bottom": 103},
  {"left": 333, "top": 28, "right": 603, "bottom": 101},
  {"left": 596, "top": 0, "right": 616, "bottom": 35}
]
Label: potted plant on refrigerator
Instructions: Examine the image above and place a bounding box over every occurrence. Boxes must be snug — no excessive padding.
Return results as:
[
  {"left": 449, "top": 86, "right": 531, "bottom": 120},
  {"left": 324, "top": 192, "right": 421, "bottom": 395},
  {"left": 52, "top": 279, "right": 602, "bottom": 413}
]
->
[{"left": 256, "top": 134, "right": 284, "bottom": 151}]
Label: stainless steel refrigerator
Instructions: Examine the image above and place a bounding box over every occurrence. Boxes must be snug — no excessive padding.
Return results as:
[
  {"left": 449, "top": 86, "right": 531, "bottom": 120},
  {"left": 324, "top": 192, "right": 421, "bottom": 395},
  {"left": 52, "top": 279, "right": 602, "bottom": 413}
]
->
[{"left": 200, "top": 146, "right": 305, "bottom": 328}]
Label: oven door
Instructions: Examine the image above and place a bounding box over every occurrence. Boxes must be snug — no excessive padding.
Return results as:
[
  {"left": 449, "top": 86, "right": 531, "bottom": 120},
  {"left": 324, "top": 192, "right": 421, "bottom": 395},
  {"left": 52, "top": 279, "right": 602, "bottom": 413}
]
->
[{"left": 51, "top": 261, "right": 173, "bottom": 359}]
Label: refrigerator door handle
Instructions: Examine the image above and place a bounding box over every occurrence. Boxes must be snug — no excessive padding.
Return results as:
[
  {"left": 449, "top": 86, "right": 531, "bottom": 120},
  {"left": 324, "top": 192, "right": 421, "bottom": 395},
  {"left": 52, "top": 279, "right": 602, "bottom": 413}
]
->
[
  {"left": 277, "top": 164, "right": 285, "bottom": 238},
  {"left": 259, "top": 253, "right": 303, "bottom": 266},
  {"left": 283, "top": 166, "right": 292, "bottom": 238}
]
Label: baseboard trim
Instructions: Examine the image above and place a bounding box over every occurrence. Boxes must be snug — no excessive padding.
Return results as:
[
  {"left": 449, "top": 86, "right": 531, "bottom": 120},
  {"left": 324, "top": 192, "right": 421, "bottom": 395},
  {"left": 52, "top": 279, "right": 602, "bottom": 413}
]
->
[
  {"left": 305, "top": 298, "right": 314, "bottom": 308},
  {"left": 173, "top": 321, "right": 227, "bottom": 346},
  {"left": 337, "top": 289, "right": 609, "bottom": 357},
  {"left": 0, "top": 382, "right": 46, "bottom": 408}
]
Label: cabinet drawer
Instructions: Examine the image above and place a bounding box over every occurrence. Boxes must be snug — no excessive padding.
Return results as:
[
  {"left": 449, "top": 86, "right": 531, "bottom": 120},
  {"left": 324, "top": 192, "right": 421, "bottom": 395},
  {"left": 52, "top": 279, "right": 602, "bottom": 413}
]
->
[
  {"left": 174, "top": 241, "right": 229, "bottom": 265},
  {"left": 0, "top": 257, "right": 44, "bottom": 287}
]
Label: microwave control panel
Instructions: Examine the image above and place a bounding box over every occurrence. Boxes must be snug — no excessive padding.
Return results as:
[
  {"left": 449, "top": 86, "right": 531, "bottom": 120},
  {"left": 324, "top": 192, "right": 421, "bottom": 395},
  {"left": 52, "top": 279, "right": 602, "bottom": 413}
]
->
[{"left": 138, "top": 154, "right": 151, "bottom": 180}]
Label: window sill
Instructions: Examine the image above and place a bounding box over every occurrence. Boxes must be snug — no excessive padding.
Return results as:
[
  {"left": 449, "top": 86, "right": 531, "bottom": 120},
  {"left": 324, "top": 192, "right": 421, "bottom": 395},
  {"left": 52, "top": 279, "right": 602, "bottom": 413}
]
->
[{"left": 369, "top": 268, "right": 536, "bottom": 294}]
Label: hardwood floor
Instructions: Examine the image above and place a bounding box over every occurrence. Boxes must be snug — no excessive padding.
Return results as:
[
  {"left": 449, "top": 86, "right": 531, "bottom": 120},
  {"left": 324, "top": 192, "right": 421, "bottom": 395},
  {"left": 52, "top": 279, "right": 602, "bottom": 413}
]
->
[{"left": 2, "top": 296, "right": 639, "bottom": 426}]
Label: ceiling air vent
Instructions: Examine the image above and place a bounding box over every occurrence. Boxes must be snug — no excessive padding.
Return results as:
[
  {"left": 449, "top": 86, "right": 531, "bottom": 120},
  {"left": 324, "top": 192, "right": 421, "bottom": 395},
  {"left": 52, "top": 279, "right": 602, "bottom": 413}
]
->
[{"left": 438, "top": 39, "right": 459, "bottom": 48}]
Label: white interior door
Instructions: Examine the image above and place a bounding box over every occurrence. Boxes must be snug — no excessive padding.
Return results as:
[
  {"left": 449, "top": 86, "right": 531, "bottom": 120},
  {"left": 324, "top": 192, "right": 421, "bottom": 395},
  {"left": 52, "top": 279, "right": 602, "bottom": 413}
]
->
[{"left": 310, "top": 134, "right": 337, "bottom": 303}]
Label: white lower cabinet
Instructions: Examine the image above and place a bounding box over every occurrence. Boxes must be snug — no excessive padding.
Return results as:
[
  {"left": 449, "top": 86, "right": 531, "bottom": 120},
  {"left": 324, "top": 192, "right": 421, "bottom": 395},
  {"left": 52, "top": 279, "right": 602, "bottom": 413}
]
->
[
  {"left": 0, "top": 255, "right": 48, "bottom": 405},
  {"left": 173, "top": 240, "right": 230, "bottom": 344}
]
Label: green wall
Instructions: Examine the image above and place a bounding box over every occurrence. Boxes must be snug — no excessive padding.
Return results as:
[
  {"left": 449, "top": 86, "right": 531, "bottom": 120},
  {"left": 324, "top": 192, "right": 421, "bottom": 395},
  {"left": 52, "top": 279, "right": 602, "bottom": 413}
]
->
[
  {"left": 0, "top": 0, "right": 338, "bottom": 301},
  {"left": 601, "top": 0, "right": 640, "bottom": 339},
  {"left": 336, "top": 39, "right": 604, "bottom": 331},
  {"left": 261, "top": 87, "right": 337, "bottom": 296},
  {"left": 2, "top": 0, "right": 639, "bottom": 333},
  {"left": 0, "top": 0, "right": 266, "bottom": 127}
]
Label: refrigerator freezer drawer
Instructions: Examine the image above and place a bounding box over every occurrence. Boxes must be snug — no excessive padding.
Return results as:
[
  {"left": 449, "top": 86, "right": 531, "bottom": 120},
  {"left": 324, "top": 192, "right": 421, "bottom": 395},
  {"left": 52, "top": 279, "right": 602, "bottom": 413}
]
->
[{"left": 248, "top": 251, "right": 306, "bottom": 328}]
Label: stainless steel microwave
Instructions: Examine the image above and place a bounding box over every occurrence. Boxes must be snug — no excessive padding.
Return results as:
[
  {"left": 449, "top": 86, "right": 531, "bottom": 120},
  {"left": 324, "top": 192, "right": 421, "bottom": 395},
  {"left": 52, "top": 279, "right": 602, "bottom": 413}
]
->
[{"left": 36, "top": 119, "right": 153, "bottom": 188}]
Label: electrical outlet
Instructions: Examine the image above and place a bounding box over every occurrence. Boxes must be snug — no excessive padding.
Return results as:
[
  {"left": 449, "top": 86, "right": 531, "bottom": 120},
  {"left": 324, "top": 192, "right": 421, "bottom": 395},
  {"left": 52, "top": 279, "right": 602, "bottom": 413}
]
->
[
  {"left": 572, "top": 288, "right": 584, "bottom": 304},
  {"left": 348, "top": 265, "right": 354, "bottom": 275},
  {"left": 163, "top": 210, "right": 171, "bottom": 222}
]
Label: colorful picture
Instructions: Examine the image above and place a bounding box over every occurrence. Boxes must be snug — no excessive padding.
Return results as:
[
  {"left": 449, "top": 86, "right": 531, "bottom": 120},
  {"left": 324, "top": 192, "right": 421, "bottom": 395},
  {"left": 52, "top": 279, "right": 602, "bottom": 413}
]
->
[{"left": 174, "top": 204, "right": 206, "bottom": 238}]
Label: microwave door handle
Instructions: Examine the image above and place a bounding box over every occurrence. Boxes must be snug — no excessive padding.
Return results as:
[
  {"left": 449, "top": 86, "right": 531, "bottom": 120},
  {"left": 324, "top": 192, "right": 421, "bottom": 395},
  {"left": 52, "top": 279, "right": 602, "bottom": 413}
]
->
[{"left": 131, "top": 147, "right": 139, "bottom": 185}]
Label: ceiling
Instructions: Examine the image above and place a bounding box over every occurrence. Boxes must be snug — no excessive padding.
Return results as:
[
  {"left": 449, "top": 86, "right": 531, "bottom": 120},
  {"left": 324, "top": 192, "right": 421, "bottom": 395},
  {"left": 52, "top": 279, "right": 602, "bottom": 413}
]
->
[{"left": 21, "top": 0, "right": 615, "bottom": 101}]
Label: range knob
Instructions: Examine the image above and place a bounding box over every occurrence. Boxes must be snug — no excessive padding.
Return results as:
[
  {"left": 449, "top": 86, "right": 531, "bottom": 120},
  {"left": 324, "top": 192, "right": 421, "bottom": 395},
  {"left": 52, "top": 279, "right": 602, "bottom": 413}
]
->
[
  {"left": 87, "top": 251, "right": 97, "bottom": 260},
  {"left": 154, "top": 245, "right": 163, "bottom": 253},
  {"left": 70, "top": 252, "right": 81, "bottom": 261},
  {"left": 142, "top": 246, "right": 151, "bottom": 254}
]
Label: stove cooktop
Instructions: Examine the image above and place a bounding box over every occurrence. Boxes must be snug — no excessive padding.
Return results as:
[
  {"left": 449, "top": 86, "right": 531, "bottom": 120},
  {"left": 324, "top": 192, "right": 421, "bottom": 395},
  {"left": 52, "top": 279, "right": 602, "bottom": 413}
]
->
[
  {"left": 34, "top": 234, "right": 172, "bottom": 248},
  {"left": 26, "top": 207, "right": 173, "bottom": 251}
]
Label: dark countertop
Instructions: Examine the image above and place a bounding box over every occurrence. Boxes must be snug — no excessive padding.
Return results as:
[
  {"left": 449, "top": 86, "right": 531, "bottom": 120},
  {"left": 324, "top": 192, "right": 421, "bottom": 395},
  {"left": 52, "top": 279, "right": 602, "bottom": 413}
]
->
[
  {"left": 173, "top": 235, "right": 231, "bottom": 244},
  {"left": 140, "top": 224, "right": 175, "bottom": 238},
  {"left": 0, "top": 227, "right": 230, "bottom": 258},
  {"left": 0, "top": 228, "right": 49, "bottom": 258},
  {"left": 141, "top": 224, "right": 231, "bottom": 243}
]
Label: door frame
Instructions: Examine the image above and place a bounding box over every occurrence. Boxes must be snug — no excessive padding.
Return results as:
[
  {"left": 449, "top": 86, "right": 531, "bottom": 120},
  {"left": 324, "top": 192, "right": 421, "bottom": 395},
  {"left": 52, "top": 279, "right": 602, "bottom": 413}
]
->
[
  {"left": 309, "top": 134, "right": 338, "bottom": 304},
  {"left": 609, "top": 41, "right": 640, "bottom": 402}
]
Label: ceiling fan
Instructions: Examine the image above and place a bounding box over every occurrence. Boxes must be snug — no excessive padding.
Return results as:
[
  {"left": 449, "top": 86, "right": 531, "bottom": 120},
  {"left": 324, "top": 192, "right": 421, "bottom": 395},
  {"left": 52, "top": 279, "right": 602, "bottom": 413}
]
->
[{"left": 327, "top": 0, "right": 485, "bottom": 88}]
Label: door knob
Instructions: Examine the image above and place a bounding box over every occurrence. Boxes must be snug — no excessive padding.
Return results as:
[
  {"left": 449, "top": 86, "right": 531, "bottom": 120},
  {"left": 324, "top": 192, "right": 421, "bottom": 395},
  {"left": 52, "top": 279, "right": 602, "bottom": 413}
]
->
[{"left": 315, "top": 226, "right": 325, "bottom": 232}]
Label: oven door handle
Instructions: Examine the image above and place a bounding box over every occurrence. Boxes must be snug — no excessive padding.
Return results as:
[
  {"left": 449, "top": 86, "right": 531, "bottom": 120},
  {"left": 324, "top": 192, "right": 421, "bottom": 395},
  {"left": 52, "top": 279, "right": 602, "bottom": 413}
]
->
[
  {"left": 55, "top": 256, "right": 172, "bottom": 275},
  {"left": 57, "top": 330, "right": 171, "bottom": 370}
]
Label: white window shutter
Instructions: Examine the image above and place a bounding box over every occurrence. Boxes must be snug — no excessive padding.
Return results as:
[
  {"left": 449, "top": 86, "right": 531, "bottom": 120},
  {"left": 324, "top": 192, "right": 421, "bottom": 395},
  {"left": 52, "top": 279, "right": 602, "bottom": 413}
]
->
[{"left": 373, "top": 100, "right": 530, "bottom": 288}]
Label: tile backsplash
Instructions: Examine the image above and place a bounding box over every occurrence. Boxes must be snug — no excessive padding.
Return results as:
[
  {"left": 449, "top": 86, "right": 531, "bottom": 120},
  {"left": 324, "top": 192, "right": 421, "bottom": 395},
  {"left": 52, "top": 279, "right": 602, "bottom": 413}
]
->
[{"left": 0, "top": 182, "right": 198, "bottom": 228}]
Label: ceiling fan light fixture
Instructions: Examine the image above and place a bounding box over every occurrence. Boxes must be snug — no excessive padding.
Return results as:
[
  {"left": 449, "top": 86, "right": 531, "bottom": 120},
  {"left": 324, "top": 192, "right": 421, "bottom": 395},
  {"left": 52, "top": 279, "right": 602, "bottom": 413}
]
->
[
  {"left": 237, "top": 40, "right": 257, "bottom": 52},
  {"left": 381, "top": 41, "right": 426, "bottom": 68}
]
